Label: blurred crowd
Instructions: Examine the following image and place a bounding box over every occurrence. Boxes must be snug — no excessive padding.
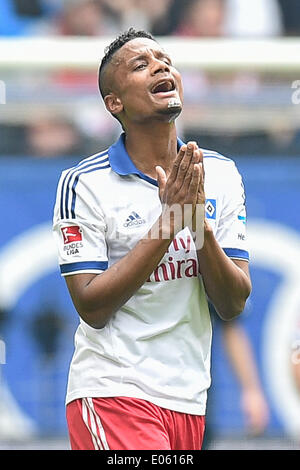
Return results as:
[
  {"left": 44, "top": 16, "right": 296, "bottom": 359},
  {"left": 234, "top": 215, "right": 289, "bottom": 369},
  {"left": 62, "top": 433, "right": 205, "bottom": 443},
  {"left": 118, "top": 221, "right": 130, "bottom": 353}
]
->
[
  {"left": 0, "top": 0, "right": 300, "bottom": 159},
  {"left": 1, "top": 0, "right": 300, "bottom": 38}
]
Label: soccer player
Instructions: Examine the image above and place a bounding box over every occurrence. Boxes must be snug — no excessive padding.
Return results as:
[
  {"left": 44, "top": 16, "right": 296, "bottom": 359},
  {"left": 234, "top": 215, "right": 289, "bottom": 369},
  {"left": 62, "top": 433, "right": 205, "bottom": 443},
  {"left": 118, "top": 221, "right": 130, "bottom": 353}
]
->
[{"left": 53, "top": 28, "right": 251, "bottom": 450}]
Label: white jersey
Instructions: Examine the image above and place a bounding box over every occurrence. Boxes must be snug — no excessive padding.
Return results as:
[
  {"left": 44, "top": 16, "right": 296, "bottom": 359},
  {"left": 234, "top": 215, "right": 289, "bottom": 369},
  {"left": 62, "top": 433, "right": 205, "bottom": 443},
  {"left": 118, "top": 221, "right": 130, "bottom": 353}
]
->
[{"left": 53, "top": 133, "right": 249, "bottom": 415}]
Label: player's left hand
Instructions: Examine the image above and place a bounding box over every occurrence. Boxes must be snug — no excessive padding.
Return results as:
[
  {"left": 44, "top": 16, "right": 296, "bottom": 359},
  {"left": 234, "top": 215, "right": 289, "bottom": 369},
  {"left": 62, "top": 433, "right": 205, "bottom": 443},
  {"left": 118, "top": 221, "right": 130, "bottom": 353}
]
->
[
  {"left": 193, "top": 145, "right": 205, "bottom": 205},
  {"left": 241, "top": 388, "right": 269, "bottom": 435},
  {"left": 191, "top": 145, "right": 206, "bottom": 233}
]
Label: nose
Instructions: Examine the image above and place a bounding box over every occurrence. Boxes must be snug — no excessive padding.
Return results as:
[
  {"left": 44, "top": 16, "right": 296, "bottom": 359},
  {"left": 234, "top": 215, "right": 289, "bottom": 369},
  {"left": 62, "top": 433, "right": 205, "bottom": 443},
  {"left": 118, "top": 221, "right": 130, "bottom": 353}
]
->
[{"left": 151, "top": 58, "right": 170, "bottom": 76}]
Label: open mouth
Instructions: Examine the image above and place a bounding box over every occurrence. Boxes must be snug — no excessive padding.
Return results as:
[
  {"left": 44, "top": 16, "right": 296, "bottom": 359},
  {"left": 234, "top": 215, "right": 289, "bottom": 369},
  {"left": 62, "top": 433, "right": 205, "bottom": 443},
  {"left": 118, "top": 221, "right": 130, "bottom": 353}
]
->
[{"left": 151, "top": 79, "right": 176, "bottom": 94}]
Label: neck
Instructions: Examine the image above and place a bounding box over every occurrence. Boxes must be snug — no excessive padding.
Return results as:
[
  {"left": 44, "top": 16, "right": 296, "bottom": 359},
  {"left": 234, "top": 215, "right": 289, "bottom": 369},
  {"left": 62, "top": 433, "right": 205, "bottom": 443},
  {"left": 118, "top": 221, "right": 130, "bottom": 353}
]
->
[{"left": 124, "top": 121, "right": 178, "bottom": 179}]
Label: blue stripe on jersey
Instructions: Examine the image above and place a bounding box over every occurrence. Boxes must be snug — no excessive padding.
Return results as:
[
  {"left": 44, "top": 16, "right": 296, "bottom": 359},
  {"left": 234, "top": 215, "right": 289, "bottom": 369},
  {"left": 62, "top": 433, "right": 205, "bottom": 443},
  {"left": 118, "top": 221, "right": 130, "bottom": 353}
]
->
[
  {"left": 60, "top": 151, "right": 108, "bottom": 219},
  {"left": 137, "top": 173, "right": 158, "bottom": 187},
  {"left": 60, "top": 261, "right": 108, "bottom": 274},
  {"left": 59, "top": 150, "right": 109, "bottom": 219},
  {"left": 64, "top": 153, "right": 109, "bottom": 219},
  {"left": 202, "top": 152, "right": 231, "bottom": 162},
  {"left": 223, "top": 248, "right": 249, "bottom": 261},
  {"left": 70, "top": 161, "right": 110, "bottom": 219}
]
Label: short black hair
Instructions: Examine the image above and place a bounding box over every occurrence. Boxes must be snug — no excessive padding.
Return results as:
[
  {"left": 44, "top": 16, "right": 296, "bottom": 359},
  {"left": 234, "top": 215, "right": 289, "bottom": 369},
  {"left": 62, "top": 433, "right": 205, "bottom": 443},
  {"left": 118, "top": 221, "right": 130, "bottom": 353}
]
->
[{"left": 98, "top": 27, "right": 156, "bottom": 99}]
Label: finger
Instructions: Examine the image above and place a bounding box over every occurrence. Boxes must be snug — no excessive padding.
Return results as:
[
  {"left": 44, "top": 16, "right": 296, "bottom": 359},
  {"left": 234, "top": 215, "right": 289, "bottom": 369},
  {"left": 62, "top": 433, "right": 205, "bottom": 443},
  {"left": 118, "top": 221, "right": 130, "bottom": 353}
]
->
[
  {"left": 194, "top": 148, "right": 205, "bottom": 183},
  {"left": 197, "top": 148, "right": 203, "bottom": 163},
  {"left": 180, "top": 160, "right": 195, "bottom": 194},
  {"left": 156, "top": 166, "right": 167, "bottom": 200},
  {"left": 187, "top": 163, "right": 201, "bottom": 204},
  {"left": 185, "top": 141, "right": 197, "bottom": 164},
  {"left": 168, "top": 145, "right": 186, "bottom": 184},
  {"left": 193, "top": 148, "right": 203, "bottom": 169},
  {"left": 197, "top": 163, "right": 206, "bottom": 205},
  {"left": 200, "top": 150, "right": 205, "bottom": 181},
  {"left": 184, "top": 164, "right": 201, "bottom": 233},
  {"left": 177, "top": 141, "right": 197, "bottom": 182},
  {"left": 180, "top": 144, "right": 199, "bottom": 192},
  {"left": 193, "top": 144, "right": 201, "bottom": 163}
]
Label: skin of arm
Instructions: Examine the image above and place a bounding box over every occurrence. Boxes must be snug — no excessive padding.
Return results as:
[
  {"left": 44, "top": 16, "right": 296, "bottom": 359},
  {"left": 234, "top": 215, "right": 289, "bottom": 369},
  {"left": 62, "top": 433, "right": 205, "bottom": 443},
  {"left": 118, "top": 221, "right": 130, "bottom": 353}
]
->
[
  {"left": 191, "top": 142, "right": 252, "bottom": 320},
  {"left": 222, "top": 321, "right": 269, "bottom": 434},
  {"left": 291, "top": 361, "right": 300, "bottom": 394},
  {"left": 65, "top": 143, "right": 202, "bottom": 329},
  {"left": 291, "top": 338, "right": 300, "bottom": 393},
  {"left": 197, "top": 223, "right": 252, "bottom": 320},
  {"left": 66, "top": 235, "right": 173, "bottom": 329}
]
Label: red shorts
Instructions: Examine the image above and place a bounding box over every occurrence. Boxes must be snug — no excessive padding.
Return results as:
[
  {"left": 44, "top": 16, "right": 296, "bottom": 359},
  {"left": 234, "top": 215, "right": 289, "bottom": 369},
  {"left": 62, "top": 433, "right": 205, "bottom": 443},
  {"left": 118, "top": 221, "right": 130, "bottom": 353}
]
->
[{"left": 66, "top": 396, "right": 205, "bottom": 450}]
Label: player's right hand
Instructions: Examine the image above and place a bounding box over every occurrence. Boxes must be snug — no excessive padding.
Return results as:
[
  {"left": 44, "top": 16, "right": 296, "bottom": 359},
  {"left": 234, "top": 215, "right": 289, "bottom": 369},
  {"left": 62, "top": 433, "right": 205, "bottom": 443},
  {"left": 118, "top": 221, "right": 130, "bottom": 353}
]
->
[{"left": 156, "top": 142, "right": 202, "bottom": 237}]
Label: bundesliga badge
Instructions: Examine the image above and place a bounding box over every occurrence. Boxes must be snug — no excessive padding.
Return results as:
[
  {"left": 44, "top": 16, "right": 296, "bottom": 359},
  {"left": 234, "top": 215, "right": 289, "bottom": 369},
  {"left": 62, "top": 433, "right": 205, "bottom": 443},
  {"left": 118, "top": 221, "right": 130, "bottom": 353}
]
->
[{"left": 61, "top": 226, "right": 82, "bottom": 244}]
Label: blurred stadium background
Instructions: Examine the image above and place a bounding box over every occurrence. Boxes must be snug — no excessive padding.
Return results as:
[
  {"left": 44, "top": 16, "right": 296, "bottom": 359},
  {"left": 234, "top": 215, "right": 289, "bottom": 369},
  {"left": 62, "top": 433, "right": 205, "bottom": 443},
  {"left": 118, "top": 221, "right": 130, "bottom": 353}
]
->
[{"left": 0, "top": 0, "right": 300, "bottom": 450}]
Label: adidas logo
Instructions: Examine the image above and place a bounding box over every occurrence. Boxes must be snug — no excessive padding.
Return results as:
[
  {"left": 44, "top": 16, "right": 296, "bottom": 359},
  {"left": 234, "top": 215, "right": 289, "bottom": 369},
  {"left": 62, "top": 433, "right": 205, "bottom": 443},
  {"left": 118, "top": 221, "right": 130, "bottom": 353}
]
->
[{"left": 123, "top": 211, "right": 146, "bottom": 228}]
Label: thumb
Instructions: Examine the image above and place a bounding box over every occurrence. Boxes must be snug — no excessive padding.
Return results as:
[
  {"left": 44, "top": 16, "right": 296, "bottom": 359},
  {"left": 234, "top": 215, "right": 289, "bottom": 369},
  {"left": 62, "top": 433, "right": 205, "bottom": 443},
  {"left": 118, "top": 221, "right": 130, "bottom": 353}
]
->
[{"left": 156, "top": 166, "right": 167, "bottom": 200}]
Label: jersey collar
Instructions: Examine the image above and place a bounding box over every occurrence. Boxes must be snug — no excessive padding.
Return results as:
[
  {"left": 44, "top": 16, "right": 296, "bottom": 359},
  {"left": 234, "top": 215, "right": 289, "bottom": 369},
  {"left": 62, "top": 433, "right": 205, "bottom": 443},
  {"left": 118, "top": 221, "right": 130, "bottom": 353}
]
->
[{"left": 108, "top": 133, "right": 185, "bottom": 187}]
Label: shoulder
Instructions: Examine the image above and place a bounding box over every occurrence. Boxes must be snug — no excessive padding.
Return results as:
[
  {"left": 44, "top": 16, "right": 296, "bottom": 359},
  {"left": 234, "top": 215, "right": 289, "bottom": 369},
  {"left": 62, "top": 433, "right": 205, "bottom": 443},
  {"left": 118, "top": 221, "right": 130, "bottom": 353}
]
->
[
  {"left": 56, "top": 149, "right": 111, "bottom": 206},
  {"left": 56, "top": 149, "right": 111, "bottom": 220},
  {"left": 201, "top": 148, "right": 241, "bottom": 180},
  {"left": 60, "top": 149, "right": 111, "bottom": 181},
  {"left": 58, "top": 149, "right": 113, "bottom": 197}
]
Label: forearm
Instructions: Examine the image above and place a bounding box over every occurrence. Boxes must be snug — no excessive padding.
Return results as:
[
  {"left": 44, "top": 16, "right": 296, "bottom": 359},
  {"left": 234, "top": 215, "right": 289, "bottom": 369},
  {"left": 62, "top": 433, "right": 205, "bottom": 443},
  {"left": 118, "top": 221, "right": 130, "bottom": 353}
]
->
[
  {"left": 67, "top": 217, "right": 172, "bottom": 328},
  {"left": 197, "top": 222, "right": 251, "bottom": 320},
  {"left": 223, "top": 323, "right": 261, "bottom": 390},
  {"left": 222, "top": 322, "right": 269, "bottom": 433}
]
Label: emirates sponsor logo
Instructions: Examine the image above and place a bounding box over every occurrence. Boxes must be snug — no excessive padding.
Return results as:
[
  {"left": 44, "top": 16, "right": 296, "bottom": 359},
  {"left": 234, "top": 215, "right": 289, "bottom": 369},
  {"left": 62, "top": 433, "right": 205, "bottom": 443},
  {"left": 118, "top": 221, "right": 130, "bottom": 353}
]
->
[{"left": 147, "top": 234, "right": 198, "bottom": 282}]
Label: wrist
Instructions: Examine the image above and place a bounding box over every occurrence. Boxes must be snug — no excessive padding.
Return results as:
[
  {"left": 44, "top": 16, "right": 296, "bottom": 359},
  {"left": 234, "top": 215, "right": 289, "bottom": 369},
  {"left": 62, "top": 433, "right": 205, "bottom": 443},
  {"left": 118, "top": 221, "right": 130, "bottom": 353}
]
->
[
  {"left": 196, "top": 219, "right": 215, "bottom": 255},
  {"left": 146, "top": 215, "right": 175, "bottom": 244},
  {"left": 204, "top": 218, "right": 213, "bottom": 234}
]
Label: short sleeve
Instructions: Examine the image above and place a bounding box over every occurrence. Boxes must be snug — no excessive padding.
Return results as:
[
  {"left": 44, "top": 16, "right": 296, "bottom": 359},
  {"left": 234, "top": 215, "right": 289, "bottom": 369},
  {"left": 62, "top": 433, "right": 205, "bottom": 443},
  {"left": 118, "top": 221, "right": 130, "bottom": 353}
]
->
[
  {"left": 52, "top": 170, "right": 108, "bottom": 276},
  {"left": 215, "top": 162, "right": 249, "bottom": 262}
]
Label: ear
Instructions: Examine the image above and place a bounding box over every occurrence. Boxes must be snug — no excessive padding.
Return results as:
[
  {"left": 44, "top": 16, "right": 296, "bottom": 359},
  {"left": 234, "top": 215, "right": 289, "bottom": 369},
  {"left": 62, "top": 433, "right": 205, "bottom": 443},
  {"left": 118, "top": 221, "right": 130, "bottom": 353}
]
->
[{"left": 104, "top": 93, "right": 123, "bottom": 116}]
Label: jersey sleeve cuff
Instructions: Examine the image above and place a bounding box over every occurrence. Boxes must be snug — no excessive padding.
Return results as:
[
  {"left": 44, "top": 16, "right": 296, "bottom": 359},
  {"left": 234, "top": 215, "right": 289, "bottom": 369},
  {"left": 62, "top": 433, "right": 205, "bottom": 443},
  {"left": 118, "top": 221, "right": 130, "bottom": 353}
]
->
[
  {"left": 60, "top": 261, "right": 108, "bottom": 275},
  {"left": 223, "top": 248, "right": 249, "bottom": 261}
]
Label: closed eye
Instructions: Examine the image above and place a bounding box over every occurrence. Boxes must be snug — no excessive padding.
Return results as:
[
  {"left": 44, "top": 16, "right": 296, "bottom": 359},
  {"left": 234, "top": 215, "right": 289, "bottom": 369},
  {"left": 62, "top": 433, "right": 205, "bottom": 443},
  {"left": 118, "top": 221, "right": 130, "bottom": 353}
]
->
[
  {"left": 163, "top": 57, "right": 172, "bottom": 66},
  {"left": 134, "top": 63, "right": 147, "bottom": 71}
]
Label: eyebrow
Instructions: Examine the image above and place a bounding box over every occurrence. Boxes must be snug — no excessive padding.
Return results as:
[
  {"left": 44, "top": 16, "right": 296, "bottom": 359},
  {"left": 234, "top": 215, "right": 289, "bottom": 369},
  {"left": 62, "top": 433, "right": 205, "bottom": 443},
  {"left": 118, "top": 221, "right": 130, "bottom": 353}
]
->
[{"left": 127, "top": 54, "right": 148, "bottom": 66}]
